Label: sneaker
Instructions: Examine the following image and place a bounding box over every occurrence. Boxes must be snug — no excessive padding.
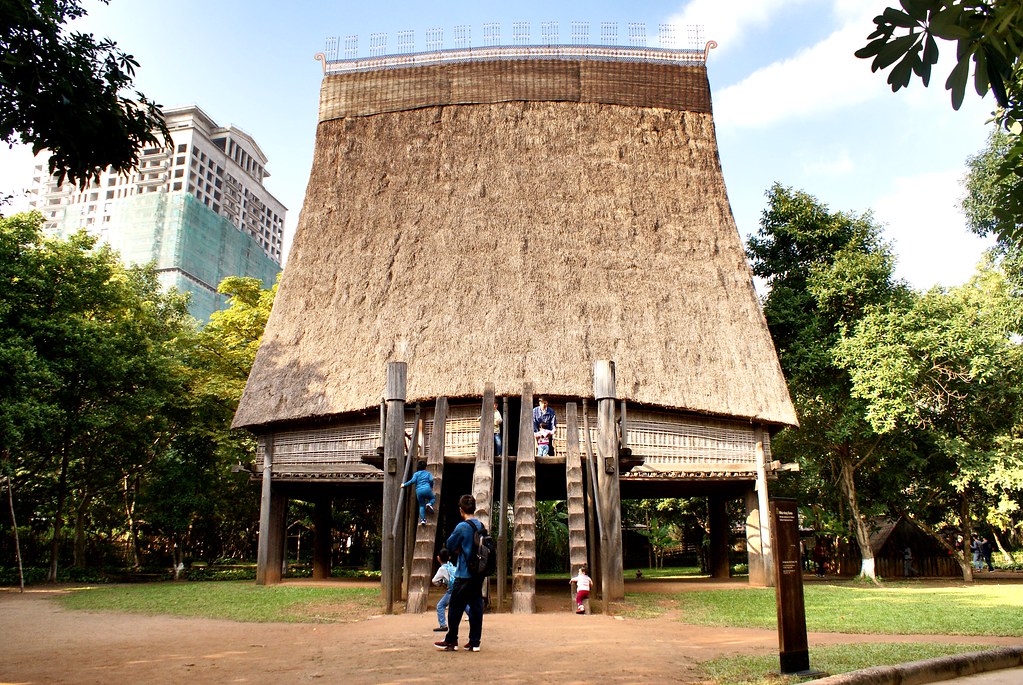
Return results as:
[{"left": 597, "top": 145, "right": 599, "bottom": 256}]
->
[
  {"left": 463, "top": 642, "right": 480, "bottom": 652},
  {"left": 419, "top": 518, "right": 427, "bottom": 525},
  {"left": 434, "top": 641, "right": 457, "bottom": 651},
  {"left": 426, "top": 503, "right": 435, "bottom": 514},
  {"left": 433, "top": 626, "right": 448, "bottom": 632}
]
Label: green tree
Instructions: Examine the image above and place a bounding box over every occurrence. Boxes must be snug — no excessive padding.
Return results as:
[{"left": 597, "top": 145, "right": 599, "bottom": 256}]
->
[
  {"left": 835, "top": 265, "right": 1023, "bottom": 577},
  {"left": 747, "top": 184, "right": 909, "bottom": 580},
  {"left": 136, "top": 276, "right": 277, "bottom": 568},
  {"left": 0, "top": 0, "right": 168, "bottom": 186},
  {"left": 963, "top": 126, "right": 1023, "bottom": 296},
  {"left": 857, "top": 1, "right": 1023, "bottom": 247},
  {"left": 0, "top": 212, "right": 191, "bottom": 580}
]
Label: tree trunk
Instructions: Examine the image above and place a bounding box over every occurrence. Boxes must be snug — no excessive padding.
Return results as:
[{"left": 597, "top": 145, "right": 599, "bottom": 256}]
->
[
  {"left": 72, "top": 489, "right": 92, "bottom": 568},
  {"left": 958, "top": 495, "right": 974, "bottom": 582},
  {"left": 991, "top": 529, "right": 1013, "bottom": 565},
  {"left": 837, "top": 446, "right": 876, "bottom": 581},
  {"left": 48, "top": 448, "right": 71, "bottom": 583},
  {"left": 123, "top": 476, "right": 140, "bottom": 571}
]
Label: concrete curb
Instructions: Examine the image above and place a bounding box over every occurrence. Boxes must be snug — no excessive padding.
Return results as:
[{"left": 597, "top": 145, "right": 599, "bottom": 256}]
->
[{"left": 806, "top": 647, "right": 1023, "bottom": 685}]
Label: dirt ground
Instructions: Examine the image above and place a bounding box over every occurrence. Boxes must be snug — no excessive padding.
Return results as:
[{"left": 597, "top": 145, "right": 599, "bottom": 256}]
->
[{"left": 2, "top": 577, "right": 1022, "bottom": 685}]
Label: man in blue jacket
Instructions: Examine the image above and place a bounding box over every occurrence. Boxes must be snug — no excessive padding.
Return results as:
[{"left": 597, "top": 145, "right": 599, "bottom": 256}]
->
[{"left": 434, "top": 494, "right": 484, "bottom": 652}]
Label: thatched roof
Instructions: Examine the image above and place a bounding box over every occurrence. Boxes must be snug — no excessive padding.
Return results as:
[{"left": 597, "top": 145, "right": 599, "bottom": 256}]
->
[{"left": 233, "top": 57, "right": 797, "bottom": 430}]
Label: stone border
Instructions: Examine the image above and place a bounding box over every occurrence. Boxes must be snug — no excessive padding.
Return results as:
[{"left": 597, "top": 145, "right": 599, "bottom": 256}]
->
[{"left": 807, "top": 647, "right": 1023, "bottom": 685}]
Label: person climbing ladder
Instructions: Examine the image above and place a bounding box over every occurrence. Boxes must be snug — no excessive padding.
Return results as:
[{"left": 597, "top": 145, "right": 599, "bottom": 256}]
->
[{"left": 401, "top": 460, "right": 435, "bottom": 525}]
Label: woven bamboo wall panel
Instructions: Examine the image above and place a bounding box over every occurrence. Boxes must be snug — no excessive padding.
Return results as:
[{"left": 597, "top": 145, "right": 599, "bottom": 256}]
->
[
  {"left": 318, "top": 59, "right": 711, "bottom": 121},
  {"left": 258, "top": 419, "right": 404, "bottom": 472}
]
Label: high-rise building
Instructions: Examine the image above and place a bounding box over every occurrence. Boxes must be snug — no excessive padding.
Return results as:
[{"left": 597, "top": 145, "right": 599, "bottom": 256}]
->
[{"left": 28, "top": 105, "right": 285, "bottom": 321}]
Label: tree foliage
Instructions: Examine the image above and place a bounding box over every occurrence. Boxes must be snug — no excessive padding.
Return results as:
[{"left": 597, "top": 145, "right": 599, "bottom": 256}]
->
[
  {"left": 748, "top": 184, "right": 909, "bottom": 580},
  {"left": 0, "top": 0, "right": 168, "bottom": 187},
  {"left": 836, "top": 264, "right": 1023, "bottom": 564},
  {"left": 857, "top": 1, "right": 1023, "bottom": 247}
]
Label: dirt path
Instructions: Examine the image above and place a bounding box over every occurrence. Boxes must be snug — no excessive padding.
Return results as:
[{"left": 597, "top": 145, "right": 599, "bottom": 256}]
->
[{"left": 1, "top": 579, "right": 1020, "bottom": 685}]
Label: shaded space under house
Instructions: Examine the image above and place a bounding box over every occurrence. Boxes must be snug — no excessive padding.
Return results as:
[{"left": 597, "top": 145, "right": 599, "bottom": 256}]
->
[{"left": 232, "top": 38, "right": 799, "bottom": 612}]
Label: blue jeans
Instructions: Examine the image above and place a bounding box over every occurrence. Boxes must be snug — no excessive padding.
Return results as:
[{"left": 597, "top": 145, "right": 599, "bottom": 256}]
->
[
  {"left": 416, "top": 487, "right": 435, "bottom": 521},
  {"left": 437, "top": 587, "right": 453, "bottom": 627},
  {"left": 444, "top": 576, "right": 484, "bottom": 647},
  {"left": 494, "top": 433, "right": 502, "bottom": 457},
  {"left": 537, "top": 442, "right": 551, "bottom": 457}
]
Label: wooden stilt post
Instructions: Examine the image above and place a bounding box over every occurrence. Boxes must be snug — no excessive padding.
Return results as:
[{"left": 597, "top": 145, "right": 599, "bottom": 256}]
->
[
  {"left": 594, "top": 361, "right": 625, "bottom": 602},
  {"left": 708, "top": 494, "right": 730, "bottom": 578},
  {"left": 754, "top": 425, "right": 775, "bottom": 587},
  {"left": 582, "top": 398, "right": 602, "bottom": 600},
  {"left": 382, "top": 362, "right": 407, "bottom": 612},
  {"left": 512, "top": 383, "right": 536, "bottom": 613},
  {"left": 256, "top": 434, "right": 280, "bottom": 585},
  {"left": 312, "top": 497, "right": 332, "bottom": 580},
  {"left": 745, "top": 487, "right": 767, "bottom": 586},
  {"left": 473, "top": 384, "right": 496, "bottom": 528},
  {"left": 497, "top": 396, "right": 510, "bottom": 609}
]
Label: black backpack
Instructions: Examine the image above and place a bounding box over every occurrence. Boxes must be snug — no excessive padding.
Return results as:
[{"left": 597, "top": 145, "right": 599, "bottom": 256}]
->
[{"left": 466, "top": 519, "right": 497, "bottom": 577}]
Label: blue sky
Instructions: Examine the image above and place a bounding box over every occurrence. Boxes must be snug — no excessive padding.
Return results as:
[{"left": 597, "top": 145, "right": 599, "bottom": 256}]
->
[{"left": 0, "top": 0, "right": 997, "bottom": 290}]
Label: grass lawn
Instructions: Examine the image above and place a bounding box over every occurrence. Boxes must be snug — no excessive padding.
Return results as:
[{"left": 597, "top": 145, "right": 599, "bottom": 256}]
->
[
  {"left": 58, "top": 581, "right": 379, "bottom": 623},
  {"left": 702, "top": 642, "right": 988, "bottom": 685},
  {"left": 622, "top": 582, "right": 1023, "bottom": 636}
]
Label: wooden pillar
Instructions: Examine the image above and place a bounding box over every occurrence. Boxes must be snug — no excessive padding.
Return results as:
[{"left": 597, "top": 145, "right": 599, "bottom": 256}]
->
[
  {"left": 512, "top": 383, "right": 536, "bottom": 613},
  {"left": 582, "top": 398, "right": 602, "bottom": 599},
  {"left": 382, "top": 362, "right": 407, "bottom": 612},
  {"left": 745, "top": 487, "right": 767, "bottom": 586},
  {"left": 256, "top": 434, "right": 286, "bottom": 585},
  {"left": 594, "top": 361, "right": 624, "bottom": 602},
  {"left": 312, "top": 498, "right": 332, "bottom": 580},
  {"left": 708, "top": 494, "right": 730, "bottom": 578},
  {"left": 497, "top": 396, "right": 509, "bottom": 610},
  {"left": 473, "top": 384, "right": 496, "bottom": 528},
  {"left": 754, "top": 425, "right": 775, "bottom": 587}
]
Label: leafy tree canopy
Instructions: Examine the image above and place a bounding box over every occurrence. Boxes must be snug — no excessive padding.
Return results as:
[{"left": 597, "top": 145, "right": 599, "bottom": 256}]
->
[
  {"left": 857, "top": 1, "right": 1023, "bottom": 247},
  {"left": 0, "top": 0, "right": 168, "bottom": 187}
]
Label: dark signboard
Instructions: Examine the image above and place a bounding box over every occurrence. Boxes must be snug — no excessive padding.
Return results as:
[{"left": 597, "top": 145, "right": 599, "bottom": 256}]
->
[{"left": 770, "top": 498, "right": 810, "bottom": 674}]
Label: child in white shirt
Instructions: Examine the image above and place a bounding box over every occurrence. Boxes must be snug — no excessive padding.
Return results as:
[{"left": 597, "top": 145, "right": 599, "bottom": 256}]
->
[{"left": 569, "top": 565, "right": 592, "bottom": 614}]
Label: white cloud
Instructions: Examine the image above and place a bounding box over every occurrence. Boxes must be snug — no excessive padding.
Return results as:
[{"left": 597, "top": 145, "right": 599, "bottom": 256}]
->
[
  {"left": 801, "top": 149, "right": 854, "bottom": 177},
  {"left": 667, "top": 0, "right": 812, "bottom": 52},
  {"left": 872, "top": 171, "right": 995, "bottom": 290},
  {"left": 713, "top": 10, "right": 884, "bottom": 130}
]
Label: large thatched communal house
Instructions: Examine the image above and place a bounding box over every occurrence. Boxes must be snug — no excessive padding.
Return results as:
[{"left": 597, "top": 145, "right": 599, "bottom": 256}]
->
[{"left": 233, "top": 38, "right": 798, "bottom": 612}]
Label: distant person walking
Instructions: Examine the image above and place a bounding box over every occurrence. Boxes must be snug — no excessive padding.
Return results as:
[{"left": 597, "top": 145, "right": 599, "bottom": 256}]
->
[
  {"left": 401, "top": 460, "right": 435, "bottom": 525},
  {"left": 970, "top": 534, "right": 983, "bottom": 571},
  {"left": 813, "top": 539, "right": 827, "bottom": 577},
  {"left": 434, "top": 494, "right": 485, "bottom": 652},
  {"left": 903, "top": 545, "right": 918, "bottom": 578},
  {"left": 982, "top": 536, "right": 994, "bottom": 572}
]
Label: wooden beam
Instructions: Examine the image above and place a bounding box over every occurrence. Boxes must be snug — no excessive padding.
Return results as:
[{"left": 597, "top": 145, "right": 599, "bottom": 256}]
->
[
  {"left": 256, "top": 434, "right": 276, "bottom": 585},
  {"left": 754, "top": 424, "right": 775, "bottom": 587},
  {"left": 312, "top": 498, "right": 332, "bottom": 580},
  {"left": 594, "top": 360, "right": 625, "bottom": 602},
  {"left": 381, "top": 362, "right": 407, "bottom": 612},
  {"left": 708, "top": 494, "right": 730, "bottom": 578},
  {"left": 497, "top": 396, "right": 510, "bottom": 610},
  {"left": 745, "top": 487, "right": 767, "bottom": 586}
]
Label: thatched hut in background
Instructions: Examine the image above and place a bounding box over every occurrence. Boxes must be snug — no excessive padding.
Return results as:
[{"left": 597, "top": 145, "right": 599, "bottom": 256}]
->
[{"left": 233, "top": 39, "right": 798, "bottom": 609}]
